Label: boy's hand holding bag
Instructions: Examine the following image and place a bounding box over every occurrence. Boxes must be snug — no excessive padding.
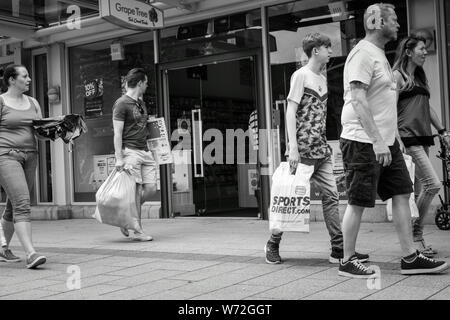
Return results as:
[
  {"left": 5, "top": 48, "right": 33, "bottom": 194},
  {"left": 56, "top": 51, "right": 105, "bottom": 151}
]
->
[{"left": 269, "top": 162, "right": 314, "bottom": 233}]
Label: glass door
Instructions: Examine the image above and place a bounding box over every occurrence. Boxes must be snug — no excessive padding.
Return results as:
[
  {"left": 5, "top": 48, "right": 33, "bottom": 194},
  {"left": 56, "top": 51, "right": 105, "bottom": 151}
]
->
[
  {"left": 165, "top": 56, "right": 260, "bottom": 217},
  {"left": 33, "top": 53, "right": 53, "bottom": 203}
]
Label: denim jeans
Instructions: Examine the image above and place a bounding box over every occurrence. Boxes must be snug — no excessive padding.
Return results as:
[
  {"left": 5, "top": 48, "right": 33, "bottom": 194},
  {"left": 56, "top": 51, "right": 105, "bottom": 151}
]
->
[
  {"left": 0, "top": 149, "right": 38, "bottom": 223},
  {"left": 406, "top": 145, "right": 441, "bottom": 241},
  {"left": 271, "top": 157, "right": 344, "bottom": 251}
]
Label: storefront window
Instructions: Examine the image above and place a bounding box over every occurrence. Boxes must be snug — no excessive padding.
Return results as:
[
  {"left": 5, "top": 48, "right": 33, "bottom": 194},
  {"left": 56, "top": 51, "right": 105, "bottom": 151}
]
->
[
  {"left": 445, "top": 1, "right": 450, "bottom": 103},
  {"left": 160, "top": 10, "right": 262, "bottom": 64},
  {"left": 45, "top": 0, "right": 98, "bottom": 27},
  {"left": 69, "top": 34, "right": 159, "bottom": 202},
  {"left": 0, "top": 0, "right": 98, "bottom": 28},
  {"left": 0, "top": 0, "right": 45, "bottom": 27}
]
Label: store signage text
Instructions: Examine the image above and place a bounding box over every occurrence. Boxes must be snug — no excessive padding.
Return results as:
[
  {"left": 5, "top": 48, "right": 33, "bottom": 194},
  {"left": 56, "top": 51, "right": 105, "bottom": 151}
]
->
[
  {"left": 100, "top": 0, "right": 164, "bottom": 30},
  {"left": 67, "top": 5, "right": 81, "bottom": 30}
]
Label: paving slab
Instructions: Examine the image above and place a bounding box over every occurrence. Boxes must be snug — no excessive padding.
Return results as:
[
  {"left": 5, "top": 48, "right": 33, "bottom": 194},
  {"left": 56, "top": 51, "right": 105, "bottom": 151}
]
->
[
  {"left": 101, "top": 279, "right": 189, "bottom": 300},
  {"left": 191, "top": 284, "right": 274, "bottom": 300},
  {"left": 252, "top": 279, "right": 342, "bottom": 300},
  {"left": 41, "top": 284, "right": 128, "bottom": 300},
  {"left": 427, "top": 286, "right": 450, "bottom": 299},
  {"left": 2, "top": 219, "right": 450, "bottom": 300},
  {"left": 302, "top": 290, "right": 370, "bottom": 300},
  {"left": 363, "top": 285, "right": 440, "bottom": 300}
]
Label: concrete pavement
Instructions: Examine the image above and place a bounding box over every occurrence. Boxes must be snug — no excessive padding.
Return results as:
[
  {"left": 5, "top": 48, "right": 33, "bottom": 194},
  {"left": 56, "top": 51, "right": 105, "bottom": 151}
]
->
[{"left": 1, "top": 217, "right": 450, "bottom": 300}]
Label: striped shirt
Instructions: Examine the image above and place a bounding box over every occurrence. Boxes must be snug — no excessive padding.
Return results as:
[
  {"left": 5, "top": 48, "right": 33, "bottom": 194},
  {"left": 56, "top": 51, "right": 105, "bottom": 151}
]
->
[{"left": 249, "top": 110, "right": 259, "bottom": 151}]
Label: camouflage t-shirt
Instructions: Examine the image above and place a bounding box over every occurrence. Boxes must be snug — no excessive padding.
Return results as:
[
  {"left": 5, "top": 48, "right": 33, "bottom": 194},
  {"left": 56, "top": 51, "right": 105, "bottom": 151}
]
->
[{"left": 287, "top": 66, "right": 331, "bottom": 159}]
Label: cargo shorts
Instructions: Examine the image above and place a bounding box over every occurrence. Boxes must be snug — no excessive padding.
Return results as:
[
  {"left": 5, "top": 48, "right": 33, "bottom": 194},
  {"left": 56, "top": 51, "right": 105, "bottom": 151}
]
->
[
  {"left": 340, "top": 138, "right": 413, "bottom": 208},
  {"left": 122, "top": 147, "right": 157, "bottom": 185}
]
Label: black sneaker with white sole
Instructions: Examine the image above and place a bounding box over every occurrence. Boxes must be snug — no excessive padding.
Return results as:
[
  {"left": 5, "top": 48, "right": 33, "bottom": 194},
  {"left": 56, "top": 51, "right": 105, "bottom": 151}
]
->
[
  {"left": 264, "top": 241, "right": 282, "bottom": 264},
  {"left": 338, "top": 255, "right": 376, "bottom": 278},
  {"left": 401, "top": 251, "right": 448, "bottom": 275},
  {"left": 26, "top": 253, "right": 47, "bottom": 269},
  {"left": 329, "top": 250, "right": 369, "bottom": 264}
]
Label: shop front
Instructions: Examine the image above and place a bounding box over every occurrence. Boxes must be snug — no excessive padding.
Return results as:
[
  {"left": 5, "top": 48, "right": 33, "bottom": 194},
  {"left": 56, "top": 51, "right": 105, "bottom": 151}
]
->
[
  {"left": 1, "top": 0, "right": 447, "bottom": 222},
  {"left": 65, "top": 0, "right": 410, "bottom": 219}
]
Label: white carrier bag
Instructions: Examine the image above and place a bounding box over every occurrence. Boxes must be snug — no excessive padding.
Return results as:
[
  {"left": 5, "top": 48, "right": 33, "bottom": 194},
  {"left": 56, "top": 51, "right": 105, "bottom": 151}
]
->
[
  {"left": 269, "top": 162, "right": 314, "bottom": 232},
  {"left": 386, "top": 153, "right": 419, "bottom": 221},
  {"left": 0, "top": 221, "right": 6, "bottom": 248}
]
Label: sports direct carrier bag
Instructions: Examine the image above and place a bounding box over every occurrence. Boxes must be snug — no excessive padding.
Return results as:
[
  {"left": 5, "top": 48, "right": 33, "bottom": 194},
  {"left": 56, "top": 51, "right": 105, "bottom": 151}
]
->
[{"left": 269, "top": 162, "right": 314, "bottom": 232}]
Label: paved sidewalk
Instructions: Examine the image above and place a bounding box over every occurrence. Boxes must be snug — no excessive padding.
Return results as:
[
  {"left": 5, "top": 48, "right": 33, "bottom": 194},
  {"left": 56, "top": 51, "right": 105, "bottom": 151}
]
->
[{"left": 1, "top": 218, "right": 450, "bottom": 300}]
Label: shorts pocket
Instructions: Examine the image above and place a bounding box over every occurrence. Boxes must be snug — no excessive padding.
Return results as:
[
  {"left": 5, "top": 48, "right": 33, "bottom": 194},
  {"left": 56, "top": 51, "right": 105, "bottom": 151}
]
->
[{"left": 345, "top": 162, "right": 377, "bottom": 204}]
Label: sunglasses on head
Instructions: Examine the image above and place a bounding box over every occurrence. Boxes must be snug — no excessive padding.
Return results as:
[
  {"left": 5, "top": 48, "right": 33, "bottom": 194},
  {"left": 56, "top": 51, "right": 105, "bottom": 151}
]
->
[
  {"left": 135, "top": 101, "right": 145, "bottom": 115},
  {"left": 404, "top": 35, "right": 426, "bottom": 48}
]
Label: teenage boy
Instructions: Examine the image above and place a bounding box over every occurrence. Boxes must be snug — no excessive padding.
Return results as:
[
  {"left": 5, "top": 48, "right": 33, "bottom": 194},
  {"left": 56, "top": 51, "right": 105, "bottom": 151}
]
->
[{"left": 264, "top": 33, "right": 369, "bottom": 264}]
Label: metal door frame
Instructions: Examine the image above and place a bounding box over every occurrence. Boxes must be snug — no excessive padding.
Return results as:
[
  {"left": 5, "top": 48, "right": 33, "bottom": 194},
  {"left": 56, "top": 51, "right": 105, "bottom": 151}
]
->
[
  {"left": 158, "top": 49, "right": 266, "bottom": 218},
  {"left": 31, "top": 48, "right": 54, "bottom": 205}
]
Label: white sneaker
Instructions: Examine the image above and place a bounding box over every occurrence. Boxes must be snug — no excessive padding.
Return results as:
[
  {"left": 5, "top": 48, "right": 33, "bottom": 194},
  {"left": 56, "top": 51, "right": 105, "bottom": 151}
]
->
[{"left": 132, "top": 232, "right": 153, "bottom": 242}]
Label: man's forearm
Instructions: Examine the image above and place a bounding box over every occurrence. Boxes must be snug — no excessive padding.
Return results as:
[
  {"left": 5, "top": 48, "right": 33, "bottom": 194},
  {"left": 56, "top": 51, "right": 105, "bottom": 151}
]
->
[
  {"left": 352, "top": 99, "right": 385, "bottom": 144},
  {"left": 114, "top": 136, "right": 123, "bottom": 160},
  {"left": 286, "top": 101, "right": 299, "bottom": 150}
]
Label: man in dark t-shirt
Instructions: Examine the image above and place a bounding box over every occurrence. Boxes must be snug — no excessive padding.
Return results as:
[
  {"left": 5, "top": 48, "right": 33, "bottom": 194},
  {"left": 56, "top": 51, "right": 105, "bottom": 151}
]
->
[{"left": 113, "top": 68, "right": 156, "bottom": 241}]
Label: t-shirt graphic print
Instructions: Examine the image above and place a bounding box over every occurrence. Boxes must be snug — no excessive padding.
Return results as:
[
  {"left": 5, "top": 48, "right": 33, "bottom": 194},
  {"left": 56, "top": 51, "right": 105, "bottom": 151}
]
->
[{"left": 287, "top": 66, "right": 331, "bottom": 159}]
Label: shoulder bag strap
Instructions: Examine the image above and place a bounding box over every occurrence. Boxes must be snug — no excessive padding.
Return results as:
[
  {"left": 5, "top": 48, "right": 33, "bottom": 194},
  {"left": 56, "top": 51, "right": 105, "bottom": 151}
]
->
[
  {"left": 0, "top": 96, "right": 4, "bottom": 123},
  {"left": 27, "top": 96, "right": 40, "bottom": 117}
]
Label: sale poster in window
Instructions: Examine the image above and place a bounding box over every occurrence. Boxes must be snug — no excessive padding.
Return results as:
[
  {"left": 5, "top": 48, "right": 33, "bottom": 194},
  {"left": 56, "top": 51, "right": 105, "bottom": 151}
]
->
[{"left": 84, "top": 78, "right": 104, "bottom": 119}]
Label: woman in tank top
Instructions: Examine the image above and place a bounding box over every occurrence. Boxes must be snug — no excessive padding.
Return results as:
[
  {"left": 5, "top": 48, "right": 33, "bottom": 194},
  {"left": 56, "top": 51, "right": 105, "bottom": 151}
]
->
[
  {"left": 0, "top": 65, "right": 47, "bottom": 269},
  {"left": 393, "top": 36, "right": 450, "bottom": 257}
]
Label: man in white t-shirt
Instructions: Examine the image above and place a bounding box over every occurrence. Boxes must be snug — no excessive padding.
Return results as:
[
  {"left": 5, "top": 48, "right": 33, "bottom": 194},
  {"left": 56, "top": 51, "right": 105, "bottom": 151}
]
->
[
  {"left": 264, "top": 33, "right": 369, "bottom": 265},
  {"left": 338, "top": 3, "right": 447, "bottom": 277}
]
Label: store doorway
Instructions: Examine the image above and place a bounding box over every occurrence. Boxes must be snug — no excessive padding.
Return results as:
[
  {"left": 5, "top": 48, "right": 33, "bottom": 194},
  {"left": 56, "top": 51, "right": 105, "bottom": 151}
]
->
[
  {"left": 164, "top": 55, "right": 260, "bottom": 217},
  {"left": 32, "top": 53, "right": 53, "bottom": 204}
]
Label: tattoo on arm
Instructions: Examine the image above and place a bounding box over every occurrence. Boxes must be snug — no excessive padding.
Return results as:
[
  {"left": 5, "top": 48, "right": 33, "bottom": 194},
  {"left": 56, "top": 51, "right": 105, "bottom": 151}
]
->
[{"left": 348, "top": 80, "right": 384, "bottom": 144}]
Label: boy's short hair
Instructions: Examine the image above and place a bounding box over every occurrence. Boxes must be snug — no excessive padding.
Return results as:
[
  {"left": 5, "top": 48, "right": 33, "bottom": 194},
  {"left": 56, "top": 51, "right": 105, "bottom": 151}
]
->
[
  {"left": 302, "top": 33, "right": 331, "bottom": 58},
  {"left": 126, "top": 68, "right": 147, "bottom": 88}
]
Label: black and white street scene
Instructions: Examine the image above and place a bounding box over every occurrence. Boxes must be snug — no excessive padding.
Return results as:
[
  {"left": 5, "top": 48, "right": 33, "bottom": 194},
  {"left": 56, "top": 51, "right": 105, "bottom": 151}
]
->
[{"left": 2, "top": 0, "right": 450, "bottom": 305}]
